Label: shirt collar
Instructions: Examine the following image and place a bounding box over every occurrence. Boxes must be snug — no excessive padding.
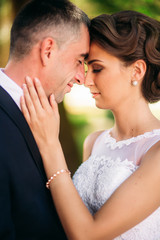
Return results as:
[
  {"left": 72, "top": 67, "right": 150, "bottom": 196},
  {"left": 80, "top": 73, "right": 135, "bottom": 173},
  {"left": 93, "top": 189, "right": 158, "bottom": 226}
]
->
[{"left": 0, "top": 69, "right": 23, "bottom": 109}]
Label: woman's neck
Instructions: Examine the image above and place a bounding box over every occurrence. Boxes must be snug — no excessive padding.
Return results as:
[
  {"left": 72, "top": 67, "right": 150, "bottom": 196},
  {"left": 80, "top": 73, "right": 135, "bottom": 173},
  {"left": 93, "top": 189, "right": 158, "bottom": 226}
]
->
[{"left": 110, "top": 100, "right": 160, "bottom": 141}]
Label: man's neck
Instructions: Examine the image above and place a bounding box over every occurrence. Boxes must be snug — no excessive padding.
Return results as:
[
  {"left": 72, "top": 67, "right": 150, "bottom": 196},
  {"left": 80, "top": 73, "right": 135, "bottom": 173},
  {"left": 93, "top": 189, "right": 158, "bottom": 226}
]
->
[{"left": 4, "top": 58, "right": 39, "bottom": 89}]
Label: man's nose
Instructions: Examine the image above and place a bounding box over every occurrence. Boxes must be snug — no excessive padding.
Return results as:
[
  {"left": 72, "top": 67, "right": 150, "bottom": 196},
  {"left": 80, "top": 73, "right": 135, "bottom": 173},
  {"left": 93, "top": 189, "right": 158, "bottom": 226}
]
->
[{"left": 74, "top": 64, "right": 85, "bottom": 85}]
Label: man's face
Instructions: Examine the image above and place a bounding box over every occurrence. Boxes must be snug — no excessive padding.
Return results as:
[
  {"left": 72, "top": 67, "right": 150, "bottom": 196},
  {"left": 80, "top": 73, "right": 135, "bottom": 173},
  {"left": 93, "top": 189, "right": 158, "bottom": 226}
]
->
[{"left": 44, "top": 24, "right": 90, "bottom": 103}]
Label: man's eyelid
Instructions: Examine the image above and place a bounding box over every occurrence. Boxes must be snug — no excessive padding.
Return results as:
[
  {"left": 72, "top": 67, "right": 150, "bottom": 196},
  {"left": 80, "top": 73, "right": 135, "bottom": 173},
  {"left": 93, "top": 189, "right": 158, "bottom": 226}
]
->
[{"left": 78, "top": 59, "right": 85, "bottom": 65}]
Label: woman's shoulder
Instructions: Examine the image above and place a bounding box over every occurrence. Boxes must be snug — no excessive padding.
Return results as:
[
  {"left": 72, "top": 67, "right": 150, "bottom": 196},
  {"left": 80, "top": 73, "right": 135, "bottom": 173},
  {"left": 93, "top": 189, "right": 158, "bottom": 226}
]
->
[
  {"left": 142, "top": 139, "right": 160, "bottom": 164},
  {"left": 82, "top": 130, "right": 105, "bottom": 162}
]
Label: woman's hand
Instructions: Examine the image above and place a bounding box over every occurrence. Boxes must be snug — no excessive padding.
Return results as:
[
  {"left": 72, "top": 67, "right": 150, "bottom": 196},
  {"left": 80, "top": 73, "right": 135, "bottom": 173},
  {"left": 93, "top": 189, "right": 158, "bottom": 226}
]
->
[
  {"left": 21, "top": 76, "right": 68, "bottom": 178},
  {"left": 20, "top": 76, "right": 60, "bottom": 152}
]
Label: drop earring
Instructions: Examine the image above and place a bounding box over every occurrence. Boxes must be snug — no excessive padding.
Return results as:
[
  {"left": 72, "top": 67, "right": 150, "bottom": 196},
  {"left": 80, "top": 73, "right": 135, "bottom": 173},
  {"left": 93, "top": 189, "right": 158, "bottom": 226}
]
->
[{"left": 132, "top": 80, "right": 138, "bottom": 86}]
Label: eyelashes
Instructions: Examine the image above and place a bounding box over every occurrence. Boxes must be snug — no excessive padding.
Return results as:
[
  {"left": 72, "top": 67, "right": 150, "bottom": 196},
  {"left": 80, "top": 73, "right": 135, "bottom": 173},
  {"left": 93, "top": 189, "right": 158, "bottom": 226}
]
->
[
  {"left": 91, "top": 64, "right": 103, "bottom": 73},
  {"left": 93, "top": 69, "right": 102, "bottom": 73},
  {"left": 85, "top": 68, "right": 102, "bottom": 75}
]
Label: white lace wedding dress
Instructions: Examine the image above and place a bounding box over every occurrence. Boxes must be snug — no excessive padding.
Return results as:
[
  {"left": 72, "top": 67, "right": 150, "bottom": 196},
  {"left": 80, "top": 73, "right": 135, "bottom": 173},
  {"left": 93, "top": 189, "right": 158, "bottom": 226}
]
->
[{"left": 73, "top": 129, "right": 160, "bottom": 239}]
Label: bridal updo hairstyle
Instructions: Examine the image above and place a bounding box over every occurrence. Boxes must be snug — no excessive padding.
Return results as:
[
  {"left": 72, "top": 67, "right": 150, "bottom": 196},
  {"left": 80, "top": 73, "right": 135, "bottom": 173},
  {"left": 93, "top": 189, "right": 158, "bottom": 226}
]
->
[{"left": 90, "top": 11, "right": 160, "bottom": 103}]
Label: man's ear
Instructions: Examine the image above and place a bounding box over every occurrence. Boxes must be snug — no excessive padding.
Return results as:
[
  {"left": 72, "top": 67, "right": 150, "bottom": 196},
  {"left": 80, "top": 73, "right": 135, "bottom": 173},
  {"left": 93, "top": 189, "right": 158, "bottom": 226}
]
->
[
  {"left": 40, "top": 37, "right": 55, "bottom": 66},
  {"left": 131, "top": 59, "right": 147, "bottom": 83}
]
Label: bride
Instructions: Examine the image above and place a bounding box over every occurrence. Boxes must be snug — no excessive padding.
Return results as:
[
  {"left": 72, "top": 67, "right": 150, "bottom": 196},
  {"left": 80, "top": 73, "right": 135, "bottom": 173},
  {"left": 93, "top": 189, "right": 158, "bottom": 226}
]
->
[{"left": 21, "top": 10, "right": 160, "bottom": 240}]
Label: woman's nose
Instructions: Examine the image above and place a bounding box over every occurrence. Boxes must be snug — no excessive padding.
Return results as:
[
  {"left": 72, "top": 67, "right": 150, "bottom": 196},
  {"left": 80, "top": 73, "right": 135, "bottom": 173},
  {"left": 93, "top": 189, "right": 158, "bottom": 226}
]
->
[{"left": 84, "top": 71, "right": 94, "bottom": 87}]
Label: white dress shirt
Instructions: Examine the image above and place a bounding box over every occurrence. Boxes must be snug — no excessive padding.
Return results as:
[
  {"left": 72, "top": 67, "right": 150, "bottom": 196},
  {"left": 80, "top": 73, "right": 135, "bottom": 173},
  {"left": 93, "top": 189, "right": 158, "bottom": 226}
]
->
[{"left": 0, "top": 69, "right": 23, "bottom": 109}]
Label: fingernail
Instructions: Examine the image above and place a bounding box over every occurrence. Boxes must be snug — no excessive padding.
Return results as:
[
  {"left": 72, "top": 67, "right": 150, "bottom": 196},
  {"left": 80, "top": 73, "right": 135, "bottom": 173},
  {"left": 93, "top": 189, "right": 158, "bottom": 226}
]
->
[
  {"left": 51, "top": 93, "right": 55, "bottom": 100},
  {"left": 34, "top": 77, "right": 40, "bottom": 83},
  {"left": 25, "top": 76, "right": 32, "bottom": 83},
  {"left": 23, "top": 83, "right": 27, "bottom": 89}
]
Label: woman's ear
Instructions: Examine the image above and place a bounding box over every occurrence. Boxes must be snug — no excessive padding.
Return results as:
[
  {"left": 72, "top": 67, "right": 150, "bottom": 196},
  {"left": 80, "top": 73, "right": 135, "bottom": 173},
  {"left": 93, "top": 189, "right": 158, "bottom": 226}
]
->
[
  {"left": 131, "top": 60, "right": 147, "bottom": 84},
  {"left": 40, "top": 37, "right": 55, "bottom": 66}
]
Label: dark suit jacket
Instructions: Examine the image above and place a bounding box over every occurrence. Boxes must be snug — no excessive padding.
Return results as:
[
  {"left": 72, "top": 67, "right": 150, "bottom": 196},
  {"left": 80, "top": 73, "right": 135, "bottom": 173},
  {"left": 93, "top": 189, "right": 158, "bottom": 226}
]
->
[{"left": 0, "top": 86, "right": 67, "bottom": 240}]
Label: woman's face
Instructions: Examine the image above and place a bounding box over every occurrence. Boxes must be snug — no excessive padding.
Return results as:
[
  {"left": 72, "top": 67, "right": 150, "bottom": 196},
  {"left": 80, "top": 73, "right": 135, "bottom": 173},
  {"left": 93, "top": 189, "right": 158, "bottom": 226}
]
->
[{"left": 85, "top": 43, "right": 134, "bottom": 110}]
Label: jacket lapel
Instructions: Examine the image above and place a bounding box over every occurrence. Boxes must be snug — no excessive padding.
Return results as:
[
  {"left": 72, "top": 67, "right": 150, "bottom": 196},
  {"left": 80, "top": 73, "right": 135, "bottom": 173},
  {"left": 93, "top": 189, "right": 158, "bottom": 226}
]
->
[{"left": 0, "top": 86, "right": 47, "bottom": 183}]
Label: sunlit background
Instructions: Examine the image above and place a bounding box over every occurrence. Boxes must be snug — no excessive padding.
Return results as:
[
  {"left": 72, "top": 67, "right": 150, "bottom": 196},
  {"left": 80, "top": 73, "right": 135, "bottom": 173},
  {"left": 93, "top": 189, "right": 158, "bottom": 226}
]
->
[{"left": 0, "top": 0, "right": 160, "bottom": 173}]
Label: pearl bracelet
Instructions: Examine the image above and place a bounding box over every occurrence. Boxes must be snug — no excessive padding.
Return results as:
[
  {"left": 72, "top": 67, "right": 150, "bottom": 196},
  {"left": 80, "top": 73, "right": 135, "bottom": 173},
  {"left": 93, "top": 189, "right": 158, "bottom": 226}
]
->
[{"left": 46, "top": 169, "right": 71, "bottom": 189}]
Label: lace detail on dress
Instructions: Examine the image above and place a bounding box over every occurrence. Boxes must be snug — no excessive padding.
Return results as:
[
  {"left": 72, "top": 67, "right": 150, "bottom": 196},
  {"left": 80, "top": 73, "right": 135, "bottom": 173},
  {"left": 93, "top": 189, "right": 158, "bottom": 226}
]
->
[
  {"left": 73, "top": 154, "right": 160, "bottom": 240},
  {"left": 73, "top": 155, "right": 138, "bottom": 215},
  {"left": 105, "top": 128, "right": 160, "bottom": 150},
  {"left": 73, "top": 129, "right": 160, "bottom": 239}
]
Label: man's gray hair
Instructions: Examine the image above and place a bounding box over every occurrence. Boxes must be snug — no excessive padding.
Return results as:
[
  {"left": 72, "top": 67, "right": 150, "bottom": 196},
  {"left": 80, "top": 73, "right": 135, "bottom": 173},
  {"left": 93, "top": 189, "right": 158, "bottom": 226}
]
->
[{"left": 10, "top": 0, "right": 90, "bottom": 60}]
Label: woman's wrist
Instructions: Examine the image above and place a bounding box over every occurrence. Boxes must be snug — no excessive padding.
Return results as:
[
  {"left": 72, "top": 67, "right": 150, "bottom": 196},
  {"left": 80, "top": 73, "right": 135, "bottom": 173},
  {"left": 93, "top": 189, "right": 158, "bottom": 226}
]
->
[
  {"left": 46, "top": 169, "right": 71, "bottom": 189},
  {"left": 39, "top": 138, "right": 60, "bottom": 159},
  {"left": 40, "top": 140, "right": 68, "bottom": 177}
]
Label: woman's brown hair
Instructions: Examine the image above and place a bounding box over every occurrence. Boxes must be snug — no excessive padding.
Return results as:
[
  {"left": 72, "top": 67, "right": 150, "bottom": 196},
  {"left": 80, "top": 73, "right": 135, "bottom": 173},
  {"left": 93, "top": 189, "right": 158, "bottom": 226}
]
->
[{"left": 90, "top": 10, "right": 160, "bottom": 103}]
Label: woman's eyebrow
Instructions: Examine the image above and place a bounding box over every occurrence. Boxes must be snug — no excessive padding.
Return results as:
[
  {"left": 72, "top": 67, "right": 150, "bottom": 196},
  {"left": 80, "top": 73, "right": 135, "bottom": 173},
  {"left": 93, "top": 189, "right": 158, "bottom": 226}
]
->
[{"left": 87, "top": 59, "right": 103, "bottom": 65}]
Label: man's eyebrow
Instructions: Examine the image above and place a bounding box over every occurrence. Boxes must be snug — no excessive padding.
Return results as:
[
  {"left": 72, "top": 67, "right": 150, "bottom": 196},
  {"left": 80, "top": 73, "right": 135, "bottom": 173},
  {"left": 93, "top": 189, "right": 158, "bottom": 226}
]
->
[
  {"left": 80, "top": 53, "right": 89, "bottom": 60},
  {"left": 87, "top": 59, "right": 103, "bottom": 65}
]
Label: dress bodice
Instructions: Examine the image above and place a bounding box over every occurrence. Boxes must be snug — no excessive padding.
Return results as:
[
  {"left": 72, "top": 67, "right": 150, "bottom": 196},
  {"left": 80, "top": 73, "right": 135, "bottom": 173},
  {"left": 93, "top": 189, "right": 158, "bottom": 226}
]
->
[{"left": 73, "top": 129, "right": 160, "bottom": 240}]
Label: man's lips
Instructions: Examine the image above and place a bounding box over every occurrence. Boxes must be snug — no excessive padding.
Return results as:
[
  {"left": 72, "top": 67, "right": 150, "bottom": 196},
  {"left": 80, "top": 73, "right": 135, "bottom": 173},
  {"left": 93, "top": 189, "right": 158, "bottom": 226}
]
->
[
  {"left": 67, "top": 82, "right": 74, "bottom": 88},
  {"left": 91, "top": 92, "right": 100, "bottom": 98},
  {"left": 66, "top": 82, "right": 74, "bottom": 93}
]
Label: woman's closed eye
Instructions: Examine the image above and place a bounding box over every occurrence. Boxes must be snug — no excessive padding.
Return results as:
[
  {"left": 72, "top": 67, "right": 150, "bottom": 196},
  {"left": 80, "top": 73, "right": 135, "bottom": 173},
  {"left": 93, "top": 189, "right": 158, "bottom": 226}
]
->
[
  {"left": 91, "top": 64, "right": 103, "bottom": 73},
  {"left": 93, "top": 68, "right": 102, "bottom": 73}
]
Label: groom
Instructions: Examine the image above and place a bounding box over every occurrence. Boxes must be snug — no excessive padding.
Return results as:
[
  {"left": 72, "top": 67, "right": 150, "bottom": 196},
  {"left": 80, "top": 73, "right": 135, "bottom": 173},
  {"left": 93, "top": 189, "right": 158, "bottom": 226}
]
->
[{"left": 0, "top": 0, "right": 90, "bottom": 239}]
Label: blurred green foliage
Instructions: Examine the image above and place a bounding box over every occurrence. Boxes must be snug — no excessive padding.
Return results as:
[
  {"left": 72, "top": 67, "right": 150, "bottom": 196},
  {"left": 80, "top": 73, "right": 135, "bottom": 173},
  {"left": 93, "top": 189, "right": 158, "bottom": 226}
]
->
[
  {"left": 87, "top": 0, "right": 160, "bottom": 18},
  {"left": 0, "top": 0, "right": 6, "bottom": 8},
  {"left": 67, "top": 114, "right": 90, "bottom": 161},
  {"left": 72, "top": 0, "right": 160, "bottom": 19}
]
